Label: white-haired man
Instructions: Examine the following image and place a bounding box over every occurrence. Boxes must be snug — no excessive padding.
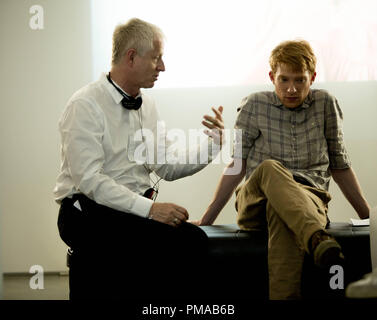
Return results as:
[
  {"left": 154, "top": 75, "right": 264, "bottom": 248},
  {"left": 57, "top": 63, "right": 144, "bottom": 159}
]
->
[{"left": 54, "top": 18, "right": 224, "bottom": 299}]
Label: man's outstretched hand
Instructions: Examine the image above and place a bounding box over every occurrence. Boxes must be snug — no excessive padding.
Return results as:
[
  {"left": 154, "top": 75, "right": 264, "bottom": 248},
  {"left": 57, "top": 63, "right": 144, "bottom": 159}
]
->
[{"left": 202, "top": 106, "right": 224, "bottom": 145}]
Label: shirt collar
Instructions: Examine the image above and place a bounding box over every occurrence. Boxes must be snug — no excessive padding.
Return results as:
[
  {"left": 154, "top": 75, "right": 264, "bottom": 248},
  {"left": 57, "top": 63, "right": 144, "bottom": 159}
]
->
[
  {"left": 100, "top": 72, "right": 142, "bottom": 105},
  {"left": 101, "top": 72, "right": 123, "bottom": 105},
  {"left": 271, "top": 90, "right": 313, "bottom": 110}
]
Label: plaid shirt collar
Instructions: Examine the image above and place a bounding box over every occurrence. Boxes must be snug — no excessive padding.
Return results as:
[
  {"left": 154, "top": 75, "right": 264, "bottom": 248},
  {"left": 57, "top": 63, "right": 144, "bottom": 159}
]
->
[{"left": 271, "top": 90, "right": 314, "bottom": 110}]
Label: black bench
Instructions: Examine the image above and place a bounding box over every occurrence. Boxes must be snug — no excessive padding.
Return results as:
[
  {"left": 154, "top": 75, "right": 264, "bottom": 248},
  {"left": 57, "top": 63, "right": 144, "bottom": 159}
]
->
[
  {"left": 199, "top": 222, "right": 372, "bottom": 299},
  {"left": 66, "top": 222, "right": 371, "bottom": 300}
]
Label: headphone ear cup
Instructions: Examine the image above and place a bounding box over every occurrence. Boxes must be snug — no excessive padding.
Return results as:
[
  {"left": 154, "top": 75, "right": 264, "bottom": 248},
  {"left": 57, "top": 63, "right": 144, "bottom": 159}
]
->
[
  {"left": 107, "top": 73, "right": 142, "bottom": 110},
  {"left": 121, "top": 96, "right": 142, "bottom": 110}
]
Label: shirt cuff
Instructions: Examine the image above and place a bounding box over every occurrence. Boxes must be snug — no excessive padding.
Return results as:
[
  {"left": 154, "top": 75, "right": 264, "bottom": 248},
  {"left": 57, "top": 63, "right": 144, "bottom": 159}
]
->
[{"left": 130, "top": 194, "right": 154, "bottom": 218}]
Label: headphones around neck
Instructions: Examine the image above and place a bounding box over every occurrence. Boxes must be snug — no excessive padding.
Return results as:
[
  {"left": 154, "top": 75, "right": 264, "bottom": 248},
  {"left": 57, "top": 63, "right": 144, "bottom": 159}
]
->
[
  {"left": 106, "top": 73, "right": 142, "bottom": 110},
  {"left": 106, "top": 73, "right": 161, "bottom": 200}
]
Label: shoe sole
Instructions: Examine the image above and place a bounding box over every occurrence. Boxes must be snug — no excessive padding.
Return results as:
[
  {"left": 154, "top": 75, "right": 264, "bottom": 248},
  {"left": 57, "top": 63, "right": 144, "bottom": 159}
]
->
[{"left": 314, "top": 239, "right": 344, "bottom": 269}]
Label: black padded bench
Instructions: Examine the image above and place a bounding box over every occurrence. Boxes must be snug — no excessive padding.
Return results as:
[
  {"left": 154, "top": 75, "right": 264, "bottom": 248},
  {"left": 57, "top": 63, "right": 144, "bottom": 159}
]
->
[
  {"left": 66, "top": 222, "right": 371, "bottom": 300},
  {"left": 199, "top": 222, "right": 372, "bottom": 299}
]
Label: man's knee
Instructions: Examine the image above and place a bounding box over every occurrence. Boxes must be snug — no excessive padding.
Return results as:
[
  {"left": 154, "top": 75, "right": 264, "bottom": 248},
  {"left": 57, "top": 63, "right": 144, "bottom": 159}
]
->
[
  {"left": 249, "top": 159, "right": 294, "bottom": 191},
  {"left": 254, "top": 159, "right": 286, "bottom": 179},
  {"left": 240, "top": 159, "right": 284, "bottom": 192},
  {"left": 178, "top": 222, "right": 208, "bottom": 248},
  {"left": 258, "top": 159, "right": 282, "bottom": 171}
]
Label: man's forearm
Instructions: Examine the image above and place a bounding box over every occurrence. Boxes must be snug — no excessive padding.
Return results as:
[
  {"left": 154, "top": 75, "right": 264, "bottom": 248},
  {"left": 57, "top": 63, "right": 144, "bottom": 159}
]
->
[
  {"left": 154, "top": 138, "right": 221, "bottom": 181},
  {"left": 200, "top": 159, "right": 246, "bottom": 225},
  {"left": 331, "top": 167, "right": 370, "bottom": 219}
]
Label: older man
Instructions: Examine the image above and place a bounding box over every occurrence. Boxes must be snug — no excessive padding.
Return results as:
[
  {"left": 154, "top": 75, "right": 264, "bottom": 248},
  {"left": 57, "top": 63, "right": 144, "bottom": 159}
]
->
[
  {"left": 195, "top": 40, "right": 370, "bottom": 299},
  {"left": 54, "top": 18, "right": 224, "bottom": 299}
]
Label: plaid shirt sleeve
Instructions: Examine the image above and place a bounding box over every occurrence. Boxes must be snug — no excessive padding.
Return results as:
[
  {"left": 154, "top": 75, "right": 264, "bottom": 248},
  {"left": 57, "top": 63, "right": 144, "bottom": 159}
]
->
[
  {"left": 324, "top": 94, "right": 351, "bottom": 169},
  {"left": 233, "top": 94, "right": 261, "bottom": 159}
]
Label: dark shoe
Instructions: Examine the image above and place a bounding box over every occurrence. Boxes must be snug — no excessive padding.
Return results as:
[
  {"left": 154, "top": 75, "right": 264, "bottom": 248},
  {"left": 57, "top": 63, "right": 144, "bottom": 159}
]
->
[{"left": 310, "top": 230, "right": 344, "bottom": 269}]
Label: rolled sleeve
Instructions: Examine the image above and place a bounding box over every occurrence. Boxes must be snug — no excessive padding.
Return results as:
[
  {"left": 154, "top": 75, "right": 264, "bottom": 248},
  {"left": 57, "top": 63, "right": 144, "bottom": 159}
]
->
[
  {"left": 325, "top": 95, "right": 351, "bottom": 169},
  {"left": 232, "top": 96, "right": 260, "bottom": 159}
]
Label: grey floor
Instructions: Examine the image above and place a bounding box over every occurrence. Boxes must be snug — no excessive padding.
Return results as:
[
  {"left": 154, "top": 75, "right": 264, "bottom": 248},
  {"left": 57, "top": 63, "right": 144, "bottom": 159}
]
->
[{"left": 2, "top": 273, "right": 69, "bottom": 300}]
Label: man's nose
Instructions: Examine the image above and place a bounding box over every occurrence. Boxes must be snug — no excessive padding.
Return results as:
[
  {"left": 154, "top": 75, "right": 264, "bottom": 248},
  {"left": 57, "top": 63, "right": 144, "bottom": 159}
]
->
[
  {"left": 158, "top": 59, "right": 165, "bottom": 72},
  {"left": 287, "top": 83, "right": 297, "bottom": 93}
]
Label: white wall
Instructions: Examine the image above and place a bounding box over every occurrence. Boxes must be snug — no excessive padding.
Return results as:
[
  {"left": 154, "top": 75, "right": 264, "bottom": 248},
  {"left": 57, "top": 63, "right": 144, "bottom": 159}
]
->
[
  {"left": 0, "top": 0, "right": 93, "bottom": 273},
  {"left": 0, "top": 1, "right": 376, "bottom": 274},
  {"left": 149, "top": 82, "right": 377, "bottom": 225}
]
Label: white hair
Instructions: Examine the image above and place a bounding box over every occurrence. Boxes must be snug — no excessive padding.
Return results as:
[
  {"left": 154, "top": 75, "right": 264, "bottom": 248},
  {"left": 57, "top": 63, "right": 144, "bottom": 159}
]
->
[{"left": 112, "top": 18, "right": 164, "bottom": 66}]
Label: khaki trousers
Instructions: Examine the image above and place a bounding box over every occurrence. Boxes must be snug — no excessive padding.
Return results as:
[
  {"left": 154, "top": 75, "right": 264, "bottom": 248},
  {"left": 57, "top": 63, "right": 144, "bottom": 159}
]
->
[{"left": 235, "top": 160, "right": 331, "bottom": 300}]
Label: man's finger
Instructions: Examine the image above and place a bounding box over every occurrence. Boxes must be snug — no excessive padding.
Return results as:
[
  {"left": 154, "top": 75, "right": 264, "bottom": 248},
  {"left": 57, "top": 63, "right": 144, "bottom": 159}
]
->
[
  {"left": 174, "top": 205, "right": 189, "bottom": 219},
  {"left": 203, "top": 115, "right": 217, "bottom": 123},
  {"left": 204, "top": 113, "right": 223, "bottom": 125},
  {"left": 171, "top": 211, "right": 189, "bottom": 226},
  {"left": 203, "top": 116, "right": 223, "bottom": 128},
  {"left": 211, "top": 106, "right": 223, "bottom": 119},
  {"left": 202, "top": 119, "right": 224, "bottom": 130},
  {"left": 204, "top": 129, "right": 221, "bottom": 137},
  {"left": 202, "top": 121, "right": 216, "bottom": 130}
]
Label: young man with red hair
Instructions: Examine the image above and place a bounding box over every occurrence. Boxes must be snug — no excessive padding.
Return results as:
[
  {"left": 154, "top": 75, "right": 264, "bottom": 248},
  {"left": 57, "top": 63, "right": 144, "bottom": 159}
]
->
[{"left": 195, "top": 40, "right": 370, "bottom": 299}]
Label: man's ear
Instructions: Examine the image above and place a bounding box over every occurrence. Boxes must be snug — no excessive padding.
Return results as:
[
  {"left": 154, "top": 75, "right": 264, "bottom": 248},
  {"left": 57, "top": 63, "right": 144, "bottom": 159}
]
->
[
  {"left": 269, "top": 71, "right": 275, "bottom": 83},
  {"left": 310, "top": 72, "right": 317, "bottom": 84},
  {"left": 125, "top": 48, "right": 137, "bottom": 67}
]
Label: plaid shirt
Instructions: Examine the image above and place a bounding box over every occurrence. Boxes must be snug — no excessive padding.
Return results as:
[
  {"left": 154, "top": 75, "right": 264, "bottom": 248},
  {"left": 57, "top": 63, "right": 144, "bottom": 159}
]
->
[{"left": 233, "top": 89, "right": 351, "bottom": 191}]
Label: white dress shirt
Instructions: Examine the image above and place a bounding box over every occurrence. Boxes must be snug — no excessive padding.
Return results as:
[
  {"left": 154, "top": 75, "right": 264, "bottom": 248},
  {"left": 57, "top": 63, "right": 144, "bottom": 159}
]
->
[{"left": 54, "top": 73, "right": 219, "bottom": 218}]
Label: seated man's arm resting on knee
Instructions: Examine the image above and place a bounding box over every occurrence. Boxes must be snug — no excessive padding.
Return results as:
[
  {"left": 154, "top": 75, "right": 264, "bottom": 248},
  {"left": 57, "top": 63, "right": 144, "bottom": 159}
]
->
[
  {"left": 331, "top": 167, "right": 370, "bottom": 219},
  {"left": 192, "top": 159, "right": 246, "bottom": 226}
]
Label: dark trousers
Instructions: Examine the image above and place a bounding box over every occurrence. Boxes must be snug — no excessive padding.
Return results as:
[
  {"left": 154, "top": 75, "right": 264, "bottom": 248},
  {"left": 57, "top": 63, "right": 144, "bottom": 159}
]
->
[{"left": 58, "top": 194, "right": 209, "bottom": 300}]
